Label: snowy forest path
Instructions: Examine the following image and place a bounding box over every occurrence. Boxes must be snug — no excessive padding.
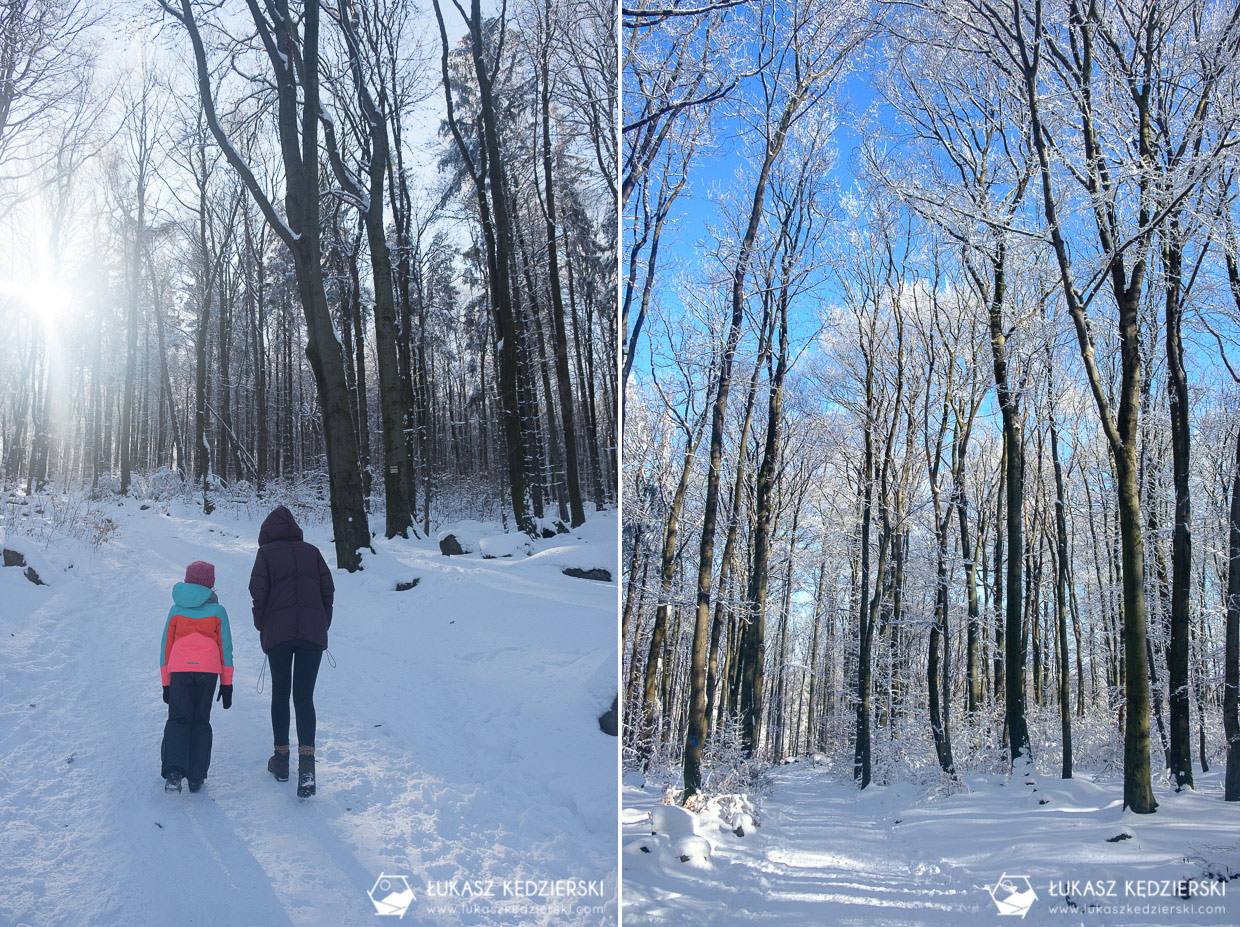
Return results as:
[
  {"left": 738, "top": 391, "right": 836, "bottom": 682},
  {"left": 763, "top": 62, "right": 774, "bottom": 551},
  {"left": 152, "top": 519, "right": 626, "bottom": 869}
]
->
[
  {"left": 744, "top": 769, "right": 970, "bottom": 920},
  {"left": 624, "top": 760, "right": 1240, "bottom": 925},
  {"left": 1, "top": 500, "right": 618, "bottom": 927}
]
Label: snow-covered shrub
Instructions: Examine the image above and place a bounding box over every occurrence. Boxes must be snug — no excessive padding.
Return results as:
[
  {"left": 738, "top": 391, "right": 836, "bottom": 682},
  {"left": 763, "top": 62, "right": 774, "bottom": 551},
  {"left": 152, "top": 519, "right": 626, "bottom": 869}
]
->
[
  {"left": 916, "top": 766, "right": 970, "bottom": 801},
  {"left": 625, "top": 714, "right": 773, "bottom": 809},
  {"left": 143, "top": 467, "right": 189, "bottom": 502},
  {"left": 92, "top": 474, "right": 122, "bottom": 499},
  {"left": 88, "top": 515, "right": 119, "bottom": 549},
  {"left": 697, "top": 792, "right": 761, "bottom": 836},
  {"left": 700, "top": 714, "right": 773, "bottom": 798},
  {"left": 1043, "top": 707, "right": 1123, "bottom": 778},
  {"left": 241, "top": 473, "right": 332, "bottom": 528},
  {"left": 946, "top": 708, "right": 1015, "bottom": 777},
  {"left": 627, "top": 740, "right": 683, "bottom": 794},
  {"left": 3, "top": 489, "right": 102, "bottom": 548},
  {"left": 868, "top": 713, "right": 931, "bottom": 785},
  {"left": 425, "top": 472, "right": 506, "bottom": 527}
]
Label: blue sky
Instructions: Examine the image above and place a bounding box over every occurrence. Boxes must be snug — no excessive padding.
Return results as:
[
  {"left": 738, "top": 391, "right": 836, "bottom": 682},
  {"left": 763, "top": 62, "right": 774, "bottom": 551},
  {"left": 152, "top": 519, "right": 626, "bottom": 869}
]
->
[
  {"left": 627, "top": 71, "right": 884, "bottom": 383},
  {"left": 625, "top": 57, "right": 1240, "bottom": 405}
]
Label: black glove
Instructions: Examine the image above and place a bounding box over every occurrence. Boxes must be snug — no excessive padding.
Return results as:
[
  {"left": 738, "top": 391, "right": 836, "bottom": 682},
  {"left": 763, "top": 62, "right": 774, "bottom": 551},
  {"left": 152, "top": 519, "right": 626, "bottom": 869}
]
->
[
  {"left": 163, "top": 685, "right": 170, "bottom": 705},
  {"left": 217, "top": 684, "right": 233, "bottom": 710}
]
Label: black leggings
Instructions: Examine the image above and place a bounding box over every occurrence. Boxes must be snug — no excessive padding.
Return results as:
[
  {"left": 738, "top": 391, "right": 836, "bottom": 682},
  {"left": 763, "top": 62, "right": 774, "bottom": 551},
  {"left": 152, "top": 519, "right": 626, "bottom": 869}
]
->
[{"left": 268, "top": 639, "right": 324, "bottom": 748}]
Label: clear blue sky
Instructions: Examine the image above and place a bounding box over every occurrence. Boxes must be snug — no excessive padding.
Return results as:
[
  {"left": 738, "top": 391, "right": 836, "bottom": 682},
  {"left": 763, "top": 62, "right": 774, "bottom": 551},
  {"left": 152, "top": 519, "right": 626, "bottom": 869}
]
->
[{"left": 626, "top": 60, "right": 1240, "bottom": 400}]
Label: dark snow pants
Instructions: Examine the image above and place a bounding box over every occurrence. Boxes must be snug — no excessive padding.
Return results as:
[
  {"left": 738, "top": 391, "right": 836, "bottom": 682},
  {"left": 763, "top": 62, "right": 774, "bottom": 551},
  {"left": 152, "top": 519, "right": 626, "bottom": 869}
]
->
[
  {"left": 268, "top": 639, "right": 324, "bottom": 749},
  {"left": 161, "top": 671, "right": 217, "bottom": 781}
]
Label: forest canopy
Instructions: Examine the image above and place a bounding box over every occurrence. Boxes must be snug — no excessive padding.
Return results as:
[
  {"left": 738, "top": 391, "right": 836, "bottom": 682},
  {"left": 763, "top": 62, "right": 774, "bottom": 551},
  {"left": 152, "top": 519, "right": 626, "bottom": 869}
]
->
[{"left": 622, "top": 0, "right": 1240, "bottom": 813}]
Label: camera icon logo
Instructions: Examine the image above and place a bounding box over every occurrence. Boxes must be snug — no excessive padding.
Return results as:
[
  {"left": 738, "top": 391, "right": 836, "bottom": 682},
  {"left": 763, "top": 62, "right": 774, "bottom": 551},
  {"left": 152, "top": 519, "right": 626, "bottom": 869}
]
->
[{"left": 368, "top": 873, "right": 416, "bottom": 918}]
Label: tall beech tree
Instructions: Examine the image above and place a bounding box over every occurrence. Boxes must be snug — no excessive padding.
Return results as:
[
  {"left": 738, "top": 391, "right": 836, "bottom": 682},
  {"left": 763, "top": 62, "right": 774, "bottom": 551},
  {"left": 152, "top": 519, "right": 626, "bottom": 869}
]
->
[
  {"left": 433, "top": 0, "right": 537, "bottom": 535},
  {"left": 322, "top": 0, "right": 415, "bottom": 540},
  {"left": 163, "top": 0, "right": 372, "bottom": 570},
  {"left": 681, "top": 0, "right": 868, "bottom": 799}
]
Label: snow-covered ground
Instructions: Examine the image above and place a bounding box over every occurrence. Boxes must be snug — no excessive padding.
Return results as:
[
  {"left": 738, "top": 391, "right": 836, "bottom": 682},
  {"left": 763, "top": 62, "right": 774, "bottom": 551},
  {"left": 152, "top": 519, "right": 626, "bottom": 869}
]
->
[
  {"left": 0, "top": 497, "right": 618, "bottom": 926},
  {"left": 624, "top": 761, "right": 1240, "bottom": 926}
]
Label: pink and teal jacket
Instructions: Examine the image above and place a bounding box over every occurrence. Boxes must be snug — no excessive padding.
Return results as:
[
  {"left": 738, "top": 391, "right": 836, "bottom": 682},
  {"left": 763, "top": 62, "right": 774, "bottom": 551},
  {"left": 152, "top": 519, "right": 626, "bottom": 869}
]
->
[{"left": 160, "top": 582, "right": 234, "bottom": 686}]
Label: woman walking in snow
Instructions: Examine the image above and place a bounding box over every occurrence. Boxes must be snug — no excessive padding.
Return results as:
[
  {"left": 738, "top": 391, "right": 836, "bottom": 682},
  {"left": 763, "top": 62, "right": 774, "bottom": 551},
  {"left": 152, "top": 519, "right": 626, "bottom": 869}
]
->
[
  {"left": 249, "top": 505, "right": 334, "bottom": 797},
  {"left": 160, "top": 560, "right": 234, "bottom": 793}
]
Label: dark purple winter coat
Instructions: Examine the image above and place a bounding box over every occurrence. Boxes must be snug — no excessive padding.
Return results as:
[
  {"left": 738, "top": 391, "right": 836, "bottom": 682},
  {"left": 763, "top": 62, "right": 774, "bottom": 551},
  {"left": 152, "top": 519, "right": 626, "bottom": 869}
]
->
[{"left": 249, "top": 506, "right": 334, "bottom": 654}]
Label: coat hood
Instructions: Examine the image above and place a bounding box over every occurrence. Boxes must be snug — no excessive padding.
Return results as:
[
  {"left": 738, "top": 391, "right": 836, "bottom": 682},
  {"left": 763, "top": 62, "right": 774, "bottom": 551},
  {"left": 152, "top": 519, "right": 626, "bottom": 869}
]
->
[
  {"left": 259, "top": 506, "right": 304, "bottom": 545},
  {"left": 172, "top": 582, "right": 213, "bottom": 608}
]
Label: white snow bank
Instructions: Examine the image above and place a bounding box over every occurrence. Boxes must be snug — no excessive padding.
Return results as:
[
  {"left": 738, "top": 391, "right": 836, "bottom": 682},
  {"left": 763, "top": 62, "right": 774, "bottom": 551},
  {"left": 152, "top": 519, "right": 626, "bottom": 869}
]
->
[
  {"left": 673, "top": 835, "right": 712, "bottom": 865},
  {"left": 479, "top": 533, "right": 532, "bottom": 558},
  {"left": 651, "top": 804, "right": 698, "bottom": 840},
  {"left": 623, "top": 763, "right": 1240, "bottom": 926},
  {"left": 436, "top": 518, "right": 487, "bottom": 552},
  {"left": 585, "top": 655, "right": 618, "bottom": 719},
  {"left": 1, "top": 501, "right": 619, "bottom": 926},
  {"left": 0, "top": 533, "right": 59, "bottom": 585}
]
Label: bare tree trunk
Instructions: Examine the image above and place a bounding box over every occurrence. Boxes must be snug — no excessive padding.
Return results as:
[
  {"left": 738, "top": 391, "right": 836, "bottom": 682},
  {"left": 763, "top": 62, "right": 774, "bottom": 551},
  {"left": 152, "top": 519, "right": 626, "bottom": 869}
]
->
[
  {"left": 432, "top": 0, "right": 536, "bottom": 535},
  {"left": 170, "top": 0, "right": 371, "bottom": 569},
  {"left": 977, "top": 245, "right": 1030, "bottom": 768},
  {"left": 958, "top": 467, "right": 982, "bottom": 715},
  {"left": 1163, "top": 224, "right": 1194, "bottom": 790},
  {"left": 706, "top": 322, "right": 771, "bottom": 737},
  {"left": 994, "top": 439, "right": 1005, "bottom": 717},
  {"left": 639, "top": 414, "right": 706, "bottom": 767},
  {"left": 120, "top": 97, "right": 149, "bottom": 496},
  {"left": 1223, "top": 250, "right": 1240, "bottom": 800},
  {"left": 928, "top": 528, "right": 955, "bottom": 774},
  {"left": 1015, "top": 0, "right": 1157, "bottom": 813},
  {"left": 806, "top": 559, "right": 827, "bottom": 752},
  {"left": 1049, "top": 405, "right": 1073, "bottom": 778},
  {"left": 539, "top": 0, "right": 585, "bottom": 526},
  {"left": 326, "top": 0, "right": 416, "bottom": 537}
]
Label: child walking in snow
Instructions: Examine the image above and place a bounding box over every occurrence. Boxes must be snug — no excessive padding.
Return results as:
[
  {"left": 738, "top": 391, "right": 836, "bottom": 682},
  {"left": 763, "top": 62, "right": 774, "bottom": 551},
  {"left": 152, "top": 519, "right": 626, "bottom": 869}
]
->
[{"left": 160, "top": 560, "right": 234, "bottom": 793}]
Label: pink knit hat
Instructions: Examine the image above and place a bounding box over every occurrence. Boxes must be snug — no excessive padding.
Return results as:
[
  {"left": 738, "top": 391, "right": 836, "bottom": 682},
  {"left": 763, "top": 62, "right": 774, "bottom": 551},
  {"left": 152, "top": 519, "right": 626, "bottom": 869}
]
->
[{"left": 185, "top": 561, "right": 215, "bottom": 588}]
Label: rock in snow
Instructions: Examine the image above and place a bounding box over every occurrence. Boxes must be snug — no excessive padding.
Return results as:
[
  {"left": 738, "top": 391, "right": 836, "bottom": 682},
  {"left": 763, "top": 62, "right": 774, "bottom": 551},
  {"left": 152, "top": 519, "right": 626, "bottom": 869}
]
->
[
  {"left": 438, "top": 533, "right": 466, "bottom": 556},
  {"left": 563, "top": 567, "right": 612, "bottom": 582},
  {"left": 598, "top": 695, "right": 618, "bottom": 736},
  {"left": 2, "top": 538, "right": 52, "bottom": 586},
  {"left": 674, "top": 835, "right": 712, "bottom": 864}
]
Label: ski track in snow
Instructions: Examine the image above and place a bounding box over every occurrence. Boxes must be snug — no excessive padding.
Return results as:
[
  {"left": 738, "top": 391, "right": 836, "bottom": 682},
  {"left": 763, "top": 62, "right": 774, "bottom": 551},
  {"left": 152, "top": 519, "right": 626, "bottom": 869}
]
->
[
  {"left": 623, "top": 762, "right": 1240, "bottom": 926},
  {"left": 1, "top": 501, "right": 618, "bottom": 927}
]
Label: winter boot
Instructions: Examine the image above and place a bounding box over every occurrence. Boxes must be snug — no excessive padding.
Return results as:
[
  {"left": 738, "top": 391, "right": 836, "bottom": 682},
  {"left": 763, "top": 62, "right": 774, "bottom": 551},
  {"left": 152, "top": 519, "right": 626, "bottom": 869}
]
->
[
  {"left": 188, "top": 779, "right": 203, "bottom": 793},
  {"left": 268, "top": 749, "right": 290, "bottom": 782},
  {"left": 297, "top": 751, "right": 315, "bottom": 798},
  {"left": 164, "top": 772, "right": 183, "bottom": 793}
]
